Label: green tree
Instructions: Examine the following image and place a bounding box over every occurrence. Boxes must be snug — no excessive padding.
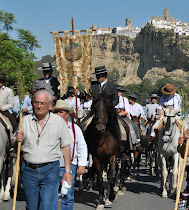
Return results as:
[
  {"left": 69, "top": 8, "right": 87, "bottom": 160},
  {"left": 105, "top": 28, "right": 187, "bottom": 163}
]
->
[{"left": 0, "top": 10, "right": 40, "bottom": 95}]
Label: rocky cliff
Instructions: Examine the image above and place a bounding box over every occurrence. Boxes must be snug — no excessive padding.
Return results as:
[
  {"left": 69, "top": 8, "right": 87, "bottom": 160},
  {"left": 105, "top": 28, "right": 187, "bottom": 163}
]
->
[{"left": 91, "top": 24, "right": 189, "bottom": 86}]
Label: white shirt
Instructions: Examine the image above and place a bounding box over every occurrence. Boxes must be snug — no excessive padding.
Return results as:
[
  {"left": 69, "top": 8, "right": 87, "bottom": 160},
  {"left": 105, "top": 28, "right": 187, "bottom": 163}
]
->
[
  {"left": 0, "top": 86, "right": 14, "bottom": 111},
  {"left": 158, "top": 93, "right": 182, "bottom": 113},
  {"left": 100, "top": 79, "right": 107, "bottom": 87},
  {"left": 115, "top": 95, "right": 130, "bottom": 113},
  {"left": 129, "top": 102, "right": 147, "bottom": 120},
  {"left": 64, "top": 96, "right": 82, "bottom": 110},
  {"left": 145, "top": 103, "right": 159, "bottom": 118},
  {"left": 10, "top": 95, "right": 33, "bottom": 114},
  {"left": 60, "top": 121, "right": 88, "bottom": 167},
  {"left": 82, "top": 100, "right": 92, "bottom": 111}
]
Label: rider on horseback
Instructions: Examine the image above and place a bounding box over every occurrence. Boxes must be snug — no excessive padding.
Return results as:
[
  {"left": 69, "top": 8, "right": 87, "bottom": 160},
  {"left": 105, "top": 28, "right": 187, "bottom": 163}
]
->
[
  {"left": 0, "top": 73, "right": 17, "bottom": 134},
  {"left": 150, "top": 82, "right": 182, "bottom": 139}
]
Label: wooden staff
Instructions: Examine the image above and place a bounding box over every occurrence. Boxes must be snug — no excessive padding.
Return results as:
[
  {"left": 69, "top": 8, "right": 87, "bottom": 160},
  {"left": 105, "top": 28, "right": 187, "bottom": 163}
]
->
[
  {"left": 12, "top": 111, "right": 23, "bottom": 210},
  {"left": 177, "top": 119, "right": 185, "bottom": 193},
  {"left": 174, "top": 137, "right": 189, "bottom": 210}
]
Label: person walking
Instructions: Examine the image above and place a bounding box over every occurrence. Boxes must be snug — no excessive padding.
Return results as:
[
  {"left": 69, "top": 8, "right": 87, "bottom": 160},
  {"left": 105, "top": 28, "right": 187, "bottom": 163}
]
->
[
  {"left": 16, "top": 89, "right": 73, "bottom": 210},
  {"left": 53, "top": 99, "right": 88, "bottom": 210}
]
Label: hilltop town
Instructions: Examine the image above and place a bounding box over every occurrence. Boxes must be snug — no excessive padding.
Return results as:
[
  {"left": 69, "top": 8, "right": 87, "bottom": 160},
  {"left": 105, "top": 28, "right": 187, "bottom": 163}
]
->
[{"left": 90, "top": 8, "right": 189, "bottom": 37}]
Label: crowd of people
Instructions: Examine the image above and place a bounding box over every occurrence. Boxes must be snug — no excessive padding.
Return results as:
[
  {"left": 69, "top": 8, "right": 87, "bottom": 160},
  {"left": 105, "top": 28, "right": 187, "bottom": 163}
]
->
[{"left": 0, "top": 62, "right": 189, "bottom": 209}]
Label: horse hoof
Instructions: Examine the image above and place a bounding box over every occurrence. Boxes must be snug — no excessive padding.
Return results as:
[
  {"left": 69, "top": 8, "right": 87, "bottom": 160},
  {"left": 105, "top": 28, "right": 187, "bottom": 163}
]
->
[
  {"left": 105, "top": 198, "right": 112, "bottom": 206},
  {"left": 113, "top": 186, "right": 119, "bottom": 192},
  {"left": 3, "top": 193, "right": 10, "bottom": 201},
  {"left": 96, "top": 204, "right": 104, "bottom": 210},
  {"left": 162, "top": 191, "right": 167, "bottom": 198},
  {"left": 117, "top": 190, "right": 124, "bottom": 195}
]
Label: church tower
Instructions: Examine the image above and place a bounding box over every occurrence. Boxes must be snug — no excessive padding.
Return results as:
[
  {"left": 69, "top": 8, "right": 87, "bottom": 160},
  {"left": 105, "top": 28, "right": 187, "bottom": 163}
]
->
[
  {"left": 125, "top": 19, "right": 132, "bottom": 29},
  {"left": 163, "top": 8, "right": 170, "bottom": 20}
]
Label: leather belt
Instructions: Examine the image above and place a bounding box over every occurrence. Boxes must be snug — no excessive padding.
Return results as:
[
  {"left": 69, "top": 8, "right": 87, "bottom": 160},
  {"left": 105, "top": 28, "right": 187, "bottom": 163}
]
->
[{"left": 24, "top": 160, "right": 53, "bottom": 169}]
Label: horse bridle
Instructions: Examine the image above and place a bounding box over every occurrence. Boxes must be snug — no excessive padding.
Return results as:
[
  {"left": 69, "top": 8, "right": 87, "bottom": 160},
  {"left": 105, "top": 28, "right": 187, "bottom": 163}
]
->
[{"left": 95, "top": 99, "right": 108, "bottom": 127}]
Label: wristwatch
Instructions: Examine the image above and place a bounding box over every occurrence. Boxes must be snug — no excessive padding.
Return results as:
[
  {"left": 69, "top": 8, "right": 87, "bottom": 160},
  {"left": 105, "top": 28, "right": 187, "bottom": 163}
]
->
[{"left": 65, "top": 170, "right": 72, "bottom": 174}]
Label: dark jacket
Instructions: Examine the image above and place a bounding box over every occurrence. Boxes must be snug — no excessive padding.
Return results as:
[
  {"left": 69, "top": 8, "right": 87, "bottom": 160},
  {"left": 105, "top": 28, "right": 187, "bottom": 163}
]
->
[
  {"left": 33, "top": 77, "right": 60, "bottom": 100},
  {"left": 91, "top": 80, "right": 118, "bottom": 107}
]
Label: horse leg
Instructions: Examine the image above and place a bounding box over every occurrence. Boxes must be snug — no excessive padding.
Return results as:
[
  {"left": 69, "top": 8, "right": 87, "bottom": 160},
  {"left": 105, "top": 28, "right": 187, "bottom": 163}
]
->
[
  {"left": 93, "top": 157, "right": 104, "bottom": 209},
  {"left": 154, "top": 150, "right": 159, "bottom": 176},
  {"left": 0, "top": 155, "right": 5, "bottom": 203},
  {"left": 160, "top": 154, "right": 168, "bottom": 198},
  {"left": 108, "top": 155, "right": 118, "bottom": 202},
  {"left": 170, "top": 153, "right": 179, "bottom": 196}
]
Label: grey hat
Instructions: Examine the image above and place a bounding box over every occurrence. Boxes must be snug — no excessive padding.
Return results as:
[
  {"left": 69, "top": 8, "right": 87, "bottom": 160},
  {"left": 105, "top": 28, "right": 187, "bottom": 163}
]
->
[
  {"left": 92, "top": 66, "right": 111, "bottom": 75},
  {"left": 117, "top": 85, "right": 126, "bottom": 92},
  {"left": 37, "top": 62, "right": 56, "bottom": 71},
  {"left": 149, "top": 93, "right": 159, "bottom": 99},
  {"left": 128, "top": 93, "right": 139, "bottom": 100}
]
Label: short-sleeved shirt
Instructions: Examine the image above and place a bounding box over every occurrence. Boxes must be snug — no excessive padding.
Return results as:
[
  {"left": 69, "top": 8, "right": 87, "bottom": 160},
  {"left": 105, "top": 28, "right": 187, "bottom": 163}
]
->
[{"left": 21, "top": 112, "right": 72, "bottom": 164}]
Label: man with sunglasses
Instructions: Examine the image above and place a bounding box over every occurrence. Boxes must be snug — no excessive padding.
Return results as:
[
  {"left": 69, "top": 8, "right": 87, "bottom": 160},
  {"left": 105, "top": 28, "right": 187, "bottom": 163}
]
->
[{"left": 16, "top": 89, "right": 73, "bottom": 210}]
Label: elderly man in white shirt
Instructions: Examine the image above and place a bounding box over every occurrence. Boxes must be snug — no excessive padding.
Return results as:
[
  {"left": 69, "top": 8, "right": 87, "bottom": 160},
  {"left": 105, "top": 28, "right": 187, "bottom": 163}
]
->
[
  {"left": 53, "top": 100, "right": 88, "bottom": 210},
  {"left": 151, "top": 83, "right": 182, "bottom": 138}
]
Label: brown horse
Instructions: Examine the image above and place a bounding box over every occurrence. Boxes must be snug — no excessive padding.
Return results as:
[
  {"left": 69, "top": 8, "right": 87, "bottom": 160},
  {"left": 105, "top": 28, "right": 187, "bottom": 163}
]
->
[{"left": 84, "top": 92, "right": 121, "bottom": 209}]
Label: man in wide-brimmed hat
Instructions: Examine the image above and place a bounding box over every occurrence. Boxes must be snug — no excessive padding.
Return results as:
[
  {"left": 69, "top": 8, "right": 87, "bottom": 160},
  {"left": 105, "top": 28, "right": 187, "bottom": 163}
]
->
[
  {"left": 0, "top": 73, "right": 18, "bottom": 133},
  {"left": 33, "top": 62, "right": 60, "bottom": 101},
  {"left": 53, "top": 100, "right": 88, "bottom": 210},
  {"left": 91, "top": 66, "right": 118, "bottom": 106},
  {"left": 145, "top": 93, "right": 160, "bottom": 121},
  {"left": 150, "top": 82, "right": 182, "bottom": 138}
]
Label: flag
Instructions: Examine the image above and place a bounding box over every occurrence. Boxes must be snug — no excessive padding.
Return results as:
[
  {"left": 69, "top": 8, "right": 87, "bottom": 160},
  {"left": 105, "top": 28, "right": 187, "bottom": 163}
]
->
[{"left": 52, "top": 30, "right": 92, "bottom": 97}]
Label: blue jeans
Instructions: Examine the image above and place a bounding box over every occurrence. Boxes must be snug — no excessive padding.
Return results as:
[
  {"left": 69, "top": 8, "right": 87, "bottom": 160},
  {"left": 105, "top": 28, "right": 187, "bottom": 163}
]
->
[
  {"left": 21, "top": 160, "right": 60, "bottom": 210},
  {"left": 59, "top": 164, "right": 78, "bottom": 210}
]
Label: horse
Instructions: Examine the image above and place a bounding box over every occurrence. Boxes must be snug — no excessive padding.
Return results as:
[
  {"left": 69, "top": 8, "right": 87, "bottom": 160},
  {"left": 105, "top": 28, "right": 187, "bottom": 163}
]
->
[
  {"left": 158, "top": 107, "right": 181, "bottom": 198},
  {"left": 144, "top": 117, "right": 159, "bottom": 176},
  {"left": 0, "top": 117, "right": 13, "bottom": 203},
  {"left": 84, "top": 92, "right": 121, "bottom": 209}
]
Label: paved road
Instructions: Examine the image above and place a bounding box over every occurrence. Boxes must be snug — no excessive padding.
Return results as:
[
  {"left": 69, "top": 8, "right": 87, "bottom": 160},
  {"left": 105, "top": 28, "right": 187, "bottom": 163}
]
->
[{"left": 1, "top": 158, "right": 186, "bottom": 210}]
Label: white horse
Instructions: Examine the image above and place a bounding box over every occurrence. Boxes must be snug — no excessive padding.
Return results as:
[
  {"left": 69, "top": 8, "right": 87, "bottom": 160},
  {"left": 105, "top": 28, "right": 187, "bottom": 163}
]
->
[
  {"left": 158, "top": 107, "right": 182, "bottom": 198},
  {"left": 0, "top": 117, "right": 12, "bottom": 203}
]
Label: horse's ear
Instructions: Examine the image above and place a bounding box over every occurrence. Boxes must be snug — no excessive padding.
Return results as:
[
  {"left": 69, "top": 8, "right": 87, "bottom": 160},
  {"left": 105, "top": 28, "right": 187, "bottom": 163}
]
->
[
  {"left": 130, "top": 114, "right": 133, "bottom": 118},
  {"left": 139, "top": 114, "right": 141, "bottom": 119}
]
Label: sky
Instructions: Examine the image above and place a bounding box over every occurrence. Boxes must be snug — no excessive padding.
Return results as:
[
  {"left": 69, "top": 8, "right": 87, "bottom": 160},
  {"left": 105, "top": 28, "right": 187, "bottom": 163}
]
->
[{"left": 1, "top": 0, "right": 189, "bottom": 60}]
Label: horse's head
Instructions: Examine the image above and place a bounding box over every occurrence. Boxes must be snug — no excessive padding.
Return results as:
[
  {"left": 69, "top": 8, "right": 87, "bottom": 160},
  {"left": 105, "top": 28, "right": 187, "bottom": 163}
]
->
[
  {"left": 93, "top": 97, "right": 108, "bottom": 132},
  {"left": 162, "top": 107, "right": 180, "bottom": 141}
]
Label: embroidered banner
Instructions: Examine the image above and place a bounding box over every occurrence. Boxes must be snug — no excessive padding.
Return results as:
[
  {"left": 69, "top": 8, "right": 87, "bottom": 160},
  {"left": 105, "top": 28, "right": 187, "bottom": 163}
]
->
[{"left": 52, "top": 30, "right": 92, "bottom": 97}]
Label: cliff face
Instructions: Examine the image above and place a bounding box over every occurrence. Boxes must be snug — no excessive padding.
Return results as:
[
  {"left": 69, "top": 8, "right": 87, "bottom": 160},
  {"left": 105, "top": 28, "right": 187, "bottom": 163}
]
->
[{"left": 91, "top": 25, "right": 189, "bottom": 85}]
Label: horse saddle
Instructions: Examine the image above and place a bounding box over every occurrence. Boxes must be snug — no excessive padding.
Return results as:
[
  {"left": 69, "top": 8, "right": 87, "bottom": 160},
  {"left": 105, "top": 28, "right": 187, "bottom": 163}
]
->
[{"left": 0, "top": 113, "right": 13, "bottom": 138}]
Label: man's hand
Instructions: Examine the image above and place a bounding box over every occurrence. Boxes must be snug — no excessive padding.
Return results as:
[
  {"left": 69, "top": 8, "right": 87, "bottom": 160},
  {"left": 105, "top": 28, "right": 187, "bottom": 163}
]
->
[
  {"left": 22, "top": 108, "right": 28, "bottom": 113},
  {"left": 184, "top": 129, "right": 189, "bottom": 139},
  {"left": 178, "top": 137, "right": 184, "bottom": 145},
  {"left": 62, "top": 172, "right": 73, "bottom": 186},
  {"left": 77, "top": 166, "right": 85, "bottom": 175},
  {"left": 16, "top": 130, "right": 24, "bottom": 143},
  {"left": 158, "top": 115, "right": 161, "bottom": 120}
]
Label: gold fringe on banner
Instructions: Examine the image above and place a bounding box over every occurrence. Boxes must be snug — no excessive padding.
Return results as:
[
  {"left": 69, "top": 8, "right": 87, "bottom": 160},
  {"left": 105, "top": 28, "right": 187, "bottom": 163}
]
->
[{"left": 52, "top": 30, "right": 92, "bottom": 97}]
